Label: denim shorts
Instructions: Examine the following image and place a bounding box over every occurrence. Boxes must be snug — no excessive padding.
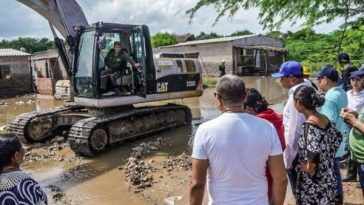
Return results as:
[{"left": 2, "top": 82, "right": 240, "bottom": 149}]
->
[{"left": 358, "top": 163, "right": 364, "bottom": 188}]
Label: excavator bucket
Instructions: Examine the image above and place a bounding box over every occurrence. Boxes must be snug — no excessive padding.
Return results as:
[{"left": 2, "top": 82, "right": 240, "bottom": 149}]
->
[{"left": 16, "top": 0, "right": 88, "bottom": 39}]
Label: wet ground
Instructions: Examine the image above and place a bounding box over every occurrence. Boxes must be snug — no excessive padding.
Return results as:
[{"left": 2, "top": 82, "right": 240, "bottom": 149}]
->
[{"left": 1, "top": 76, "right": 363, "bottom": 205}]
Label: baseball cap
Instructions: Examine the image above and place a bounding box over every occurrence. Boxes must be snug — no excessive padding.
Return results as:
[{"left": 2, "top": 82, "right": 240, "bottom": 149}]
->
[
  {"left": 271, "top": 61, "right": 303, "bottom": 78},
  {"left": 313, "top": 65, "right": 339, "bottom": 81},
  {"left": 337, "top": 53, "right": 350, "bottom": 63},
  {"left": 350, "top": 65, "right": 364, "bottom": 79}
]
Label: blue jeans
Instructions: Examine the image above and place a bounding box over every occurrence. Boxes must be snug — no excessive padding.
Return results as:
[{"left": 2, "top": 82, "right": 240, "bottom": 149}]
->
[
  {"left": 334, "top": 157, "right": 343, "bottom": 195},
  {"left": 357, "top": 162, "right": 364, "bottom": 188}
]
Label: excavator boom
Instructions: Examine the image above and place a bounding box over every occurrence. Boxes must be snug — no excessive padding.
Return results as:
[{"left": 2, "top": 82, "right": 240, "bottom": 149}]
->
[{"left": 16, "top": 0, "right": 88, "bottom": 39}]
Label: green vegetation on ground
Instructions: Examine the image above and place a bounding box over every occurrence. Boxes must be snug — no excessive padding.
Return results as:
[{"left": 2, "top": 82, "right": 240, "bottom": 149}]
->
[{"left": 203, "top": 77, "right": 219, "bottom": 87}]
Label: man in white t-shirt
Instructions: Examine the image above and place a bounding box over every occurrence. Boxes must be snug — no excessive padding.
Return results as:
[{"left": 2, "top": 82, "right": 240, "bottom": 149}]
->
[{"left": 189, "top": 74, "right": 287, "bottom": 205}]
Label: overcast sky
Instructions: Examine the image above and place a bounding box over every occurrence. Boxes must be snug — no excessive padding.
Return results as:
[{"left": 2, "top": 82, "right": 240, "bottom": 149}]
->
[{"left": 0, "top": 0, "right": 344, "bottom": 40}]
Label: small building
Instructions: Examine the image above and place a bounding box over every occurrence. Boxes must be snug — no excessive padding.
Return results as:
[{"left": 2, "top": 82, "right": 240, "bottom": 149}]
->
[
  {"left": 31, "top": 49, "right": 69, "bottom": 97},
  {"left": 157, "top": 34, "right": 288, "bottom": 76},
  {"left": 0, "top": 49, "right": 31, "bottom": 97}
]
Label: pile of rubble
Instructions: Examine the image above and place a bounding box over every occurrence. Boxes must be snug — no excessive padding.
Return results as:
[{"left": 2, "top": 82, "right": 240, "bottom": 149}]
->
[
  {"left": 161, "top": 152, "right": 192, "bottom": 171},
  {"left": 122, "top": 137, "right": 170, "bottom": 192},
  {"left": 24, "top": 137, "right": 76, "bottom": 163},
  {"left": 122, "top": 157, "right": 158, "bottom": 193}
]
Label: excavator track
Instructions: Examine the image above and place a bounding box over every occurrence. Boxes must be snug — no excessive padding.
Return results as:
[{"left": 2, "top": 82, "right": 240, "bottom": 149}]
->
[
  {"left": 10, "top": 105, "right": 83, "bottom": 143},
  {"left": 68, "top": 104, "right": 192, "bottom": 157}
]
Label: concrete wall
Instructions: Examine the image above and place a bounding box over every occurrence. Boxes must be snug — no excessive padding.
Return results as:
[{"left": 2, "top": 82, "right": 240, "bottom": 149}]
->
[
  {"left": 158, "top": 42, "right": 233, "bottom": 76},
  {"left": 158, "top": 35, "right": 285, "bottom": 76},
  {"left": 0, "top": 56, "right": 31, "bottom": 97}
]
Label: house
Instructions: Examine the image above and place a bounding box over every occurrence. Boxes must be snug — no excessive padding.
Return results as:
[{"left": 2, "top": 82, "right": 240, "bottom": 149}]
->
[
  {"left": 31, "top": 49, "right": 69, "bottom": 98},
  {"left": 157, "top": 34, "right": 288, "bottom": 76},
  {"left": 0, "top": 49, "right": 31, "bottom": 97}
]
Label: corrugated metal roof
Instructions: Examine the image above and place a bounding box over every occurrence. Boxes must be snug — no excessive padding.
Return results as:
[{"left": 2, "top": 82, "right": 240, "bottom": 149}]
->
[
  {"left": 0, "top": 49, "right": 30, "bottom": 57},
  {"left": 161, "top": 34, "right": 262, "bottom": 48}
]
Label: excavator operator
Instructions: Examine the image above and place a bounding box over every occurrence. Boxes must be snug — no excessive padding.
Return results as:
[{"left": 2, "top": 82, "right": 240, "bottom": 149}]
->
[{"left": 100, "top": 41, "right": 140, "bottom": 96}]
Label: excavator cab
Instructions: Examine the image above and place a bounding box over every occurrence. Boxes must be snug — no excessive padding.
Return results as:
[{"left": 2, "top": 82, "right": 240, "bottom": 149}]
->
[{"left": 74, "top": 23, "right": 149, "bottom": 99}]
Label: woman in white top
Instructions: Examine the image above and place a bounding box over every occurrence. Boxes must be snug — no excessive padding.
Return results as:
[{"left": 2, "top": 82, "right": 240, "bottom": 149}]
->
[
  {"left": 342, "top": 70, "right": 364, "bottom": 182},
  {"left": 347, "top": 76, "right": 364, "bottom": 113}
]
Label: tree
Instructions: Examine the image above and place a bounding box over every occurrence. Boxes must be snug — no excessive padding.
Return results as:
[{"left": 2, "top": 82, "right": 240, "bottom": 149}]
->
[
  {"left": 151, "top": 32, "right": 177, "bottom": 48},
  {"left": 0, "top": 37, "right": 53, "bottom": 53},
  {"left": 229, "top": 30, "right": 253, "bottom": 37},
  {"left": 187, "top": 0, "right": 364, "bottom": 31},
  {"left": 265, "top": 31, "right": 283, "bottom": 39},
  {"left": 195, "top": 32, "right": 223, "bottom": 40}
]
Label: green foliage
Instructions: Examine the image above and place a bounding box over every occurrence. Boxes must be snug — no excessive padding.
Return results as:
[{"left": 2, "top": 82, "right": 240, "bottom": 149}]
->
[
  {"left": 284, "top": 28, "right": 364, "bottom": 72},
  {"left": 187, "top": 0, "right": 364, "bottom": 30},
  {"left": 195, "top": 32, "right": 223, "bottom": 40},
  {"left": 0, "top": 37, "right": 54, "bottom": 54},
  {"left": 266, "top": 31, "right": 283, "bottom": 39},
  {"left": 151, "top": 32, "right": 177, "bottom": 48},
  {"left": 229, "top": 30, "right": 253, "bottom": 37}
]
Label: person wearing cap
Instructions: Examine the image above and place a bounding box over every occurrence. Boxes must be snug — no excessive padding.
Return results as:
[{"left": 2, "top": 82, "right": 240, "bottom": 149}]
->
[
  {"left": 337, "top": 53, "right": 357, "bottom": 91},
  {"left": 271, "top": 60, "right": 313, "bottom": 198},
  {"left": 302, "top": 65, "right": 318, "bottom": 90},
  {"left": 340, "top": 67, "right": 364, "bottom": 199},
  {"left": 315, "top": 65, "right": 348, "bottom": 204},
  {"left": 244, "top": 88, "right": 286, "bottom": 201},
  {"left": 342, "top": 66, "right": 364, "bottom": 183},
  {"left": 218, "top": 60, "right": 226, "bottom": 77}
]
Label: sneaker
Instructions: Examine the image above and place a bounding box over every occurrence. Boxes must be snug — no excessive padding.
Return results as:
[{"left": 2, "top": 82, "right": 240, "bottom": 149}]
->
[{"left": 102, "top": 91, "right": 115, "bottom": 96}]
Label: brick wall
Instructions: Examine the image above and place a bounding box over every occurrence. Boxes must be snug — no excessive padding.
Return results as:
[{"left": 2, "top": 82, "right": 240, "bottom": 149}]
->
[{"left": 37, "top": 78, "right": 54, "bottom": 95}]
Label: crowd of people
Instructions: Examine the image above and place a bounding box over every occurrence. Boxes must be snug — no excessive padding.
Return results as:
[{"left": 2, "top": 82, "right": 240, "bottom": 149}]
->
[{"left": 190, "top": 53, "right": 364, "bottom": 205}]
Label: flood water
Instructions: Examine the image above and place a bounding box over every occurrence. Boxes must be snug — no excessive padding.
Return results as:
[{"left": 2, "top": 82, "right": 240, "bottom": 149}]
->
[{"left": 0, "top": 76, "right": 288, "bottom": 205}]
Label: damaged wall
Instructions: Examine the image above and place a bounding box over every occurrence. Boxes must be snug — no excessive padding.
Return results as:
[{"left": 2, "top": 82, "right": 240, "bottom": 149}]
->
[{"left": 0, "top": 55, "right": 31, "bottom": 97}]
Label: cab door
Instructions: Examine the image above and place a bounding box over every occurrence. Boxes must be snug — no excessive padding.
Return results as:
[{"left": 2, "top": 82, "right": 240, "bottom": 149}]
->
[{"left": 131, "top": 27, "right": 147, "bottom": 97}]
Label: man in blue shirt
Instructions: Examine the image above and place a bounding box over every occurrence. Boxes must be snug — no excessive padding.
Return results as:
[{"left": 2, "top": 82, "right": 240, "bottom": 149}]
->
[{"left": 315, "top": 65, "right": 348, "bottom": 204}]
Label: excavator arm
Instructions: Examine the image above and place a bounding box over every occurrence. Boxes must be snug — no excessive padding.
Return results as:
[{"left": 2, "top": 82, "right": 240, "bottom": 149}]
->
[
  {"left": 16, "top": 0, "right": 88, "bottom": 39},
  {"left": 16, "top": 0, "right": 89, "bottom": 82}
]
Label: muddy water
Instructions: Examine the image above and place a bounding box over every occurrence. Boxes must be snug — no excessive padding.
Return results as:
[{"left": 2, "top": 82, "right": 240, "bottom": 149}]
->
[
  {"left": 1, "top": 76, "right": 287, "bottom": 205},
  {"left": 0, "top": 95, "right": 64, "bottom": 126}
]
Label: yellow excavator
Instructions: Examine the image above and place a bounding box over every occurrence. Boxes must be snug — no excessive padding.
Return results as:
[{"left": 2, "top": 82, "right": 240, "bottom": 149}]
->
[{"left": 10, "top": 0, "right": 203, "bottom": 156}]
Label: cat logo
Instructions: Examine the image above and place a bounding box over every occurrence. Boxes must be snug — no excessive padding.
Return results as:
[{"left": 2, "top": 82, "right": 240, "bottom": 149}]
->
[{"left": 157, "top": 82, "right": 168, "bottom": 93}]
